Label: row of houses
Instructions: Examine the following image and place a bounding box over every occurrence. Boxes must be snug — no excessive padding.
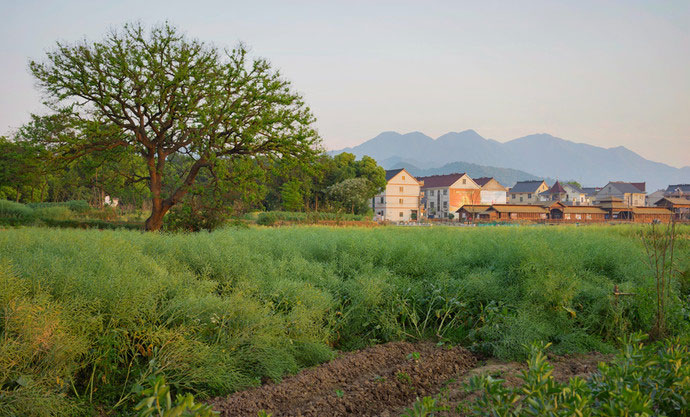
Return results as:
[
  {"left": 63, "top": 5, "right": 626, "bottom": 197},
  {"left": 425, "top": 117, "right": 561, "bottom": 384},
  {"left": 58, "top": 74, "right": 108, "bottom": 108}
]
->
[{"left": 372, "top": 168, "right": 689, "bottom": 223}]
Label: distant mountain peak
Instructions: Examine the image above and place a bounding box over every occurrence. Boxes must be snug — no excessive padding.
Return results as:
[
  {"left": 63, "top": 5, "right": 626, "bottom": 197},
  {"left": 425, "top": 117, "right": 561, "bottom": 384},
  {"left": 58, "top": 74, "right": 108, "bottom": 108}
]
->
[{"left": 330, "top": 130, "right": 689, "bottom": 190}]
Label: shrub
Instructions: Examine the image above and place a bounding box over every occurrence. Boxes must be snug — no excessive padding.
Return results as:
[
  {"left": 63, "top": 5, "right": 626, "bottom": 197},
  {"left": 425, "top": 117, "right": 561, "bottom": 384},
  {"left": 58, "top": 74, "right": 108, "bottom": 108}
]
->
[
  {"left": 27, "top": 200, "right": 90, "bottom": 213},
  {"left": 0, "top": 199, "right": 34, "bottom": 220},
  {"left": 256, "top": 212, "right": 277, "bottom": 226},
  {"left": 33, "top": 206, "right": 74, "bottom": 221},
  {"left": 465, "top": 334, "right": 690, "bottom": 416}
]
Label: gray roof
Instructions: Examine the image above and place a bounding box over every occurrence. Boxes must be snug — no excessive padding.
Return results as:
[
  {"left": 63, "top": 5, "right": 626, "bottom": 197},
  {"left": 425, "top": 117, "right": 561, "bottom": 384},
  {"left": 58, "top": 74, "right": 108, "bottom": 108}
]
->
[
  {"left": 607, "top": 181, "right": 646, "bottom": 195},
  {"left": 385, "top": 169, "right": 405, "bottom": 181},
  {"left": 563, "top": 183, "right": 584, "bottom": 194},
  {"left": 665, "top": 184, "right": 690, "bottom": 193},
  {"left": 510, "top": 180, "right": 546, "bottom": 193},
  {"left": 582, "top": 187, "right": 600, "bottom": 196}
]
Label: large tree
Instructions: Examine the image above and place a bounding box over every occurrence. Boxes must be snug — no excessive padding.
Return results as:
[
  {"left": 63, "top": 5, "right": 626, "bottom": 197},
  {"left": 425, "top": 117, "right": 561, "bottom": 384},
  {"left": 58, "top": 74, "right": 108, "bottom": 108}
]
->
[{"left": 30, "top": 22, "right": 320, "bottom": 230}]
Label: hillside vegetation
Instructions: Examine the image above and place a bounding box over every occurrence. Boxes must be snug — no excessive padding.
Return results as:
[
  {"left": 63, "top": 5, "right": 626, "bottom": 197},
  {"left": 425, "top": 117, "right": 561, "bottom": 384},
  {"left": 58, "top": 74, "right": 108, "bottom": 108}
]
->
[{"left": 0, "top": 225, "right": 688, "bottom": 415}]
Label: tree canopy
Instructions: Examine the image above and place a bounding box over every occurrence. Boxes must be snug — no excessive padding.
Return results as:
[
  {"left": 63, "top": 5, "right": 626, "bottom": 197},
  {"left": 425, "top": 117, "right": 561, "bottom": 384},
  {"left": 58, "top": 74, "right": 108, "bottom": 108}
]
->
[{"left": 29, "top": 22, "right": 320, "bottom": 230}]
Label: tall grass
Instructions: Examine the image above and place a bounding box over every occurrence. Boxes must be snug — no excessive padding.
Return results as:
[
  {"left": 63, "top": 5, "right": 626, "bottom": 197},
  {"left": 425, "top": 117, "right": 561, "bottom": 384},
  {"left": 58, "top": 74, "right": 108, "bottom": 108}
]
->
[{"left": 0, "top": 225, "right": 688, "bottom": 415}]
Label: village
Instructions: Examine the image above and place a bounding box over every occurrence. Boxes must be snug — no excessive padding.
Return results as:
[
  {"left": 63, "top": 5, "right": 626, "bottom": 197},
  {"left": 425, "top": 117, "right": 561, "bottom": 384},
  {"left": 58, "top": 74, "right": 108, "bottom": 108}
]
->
[{"left": 373, "top": 168, "right": 690, "bottom": 224}]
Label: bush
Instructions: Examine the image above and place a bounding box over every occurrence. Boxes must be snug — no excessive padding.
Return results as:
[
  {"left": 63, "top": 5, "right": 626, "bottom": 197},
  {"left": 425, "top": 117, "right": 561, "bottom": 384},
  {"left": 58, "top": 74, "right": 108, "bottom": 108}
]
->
[
  {"left": 28, "top": 200, "right": 90, "bottom": 213},
  {"left": 465, "top": 334, "right": 690, "bottom": 416},
  {"left": 0, "top": 199, "right": 34, "bottom": 220},
  {"left": 33, "top": 206, "right": 74, "bottom": 221},
  {"left": 256, "top": 212, "right": 277, "bottom": 226}
]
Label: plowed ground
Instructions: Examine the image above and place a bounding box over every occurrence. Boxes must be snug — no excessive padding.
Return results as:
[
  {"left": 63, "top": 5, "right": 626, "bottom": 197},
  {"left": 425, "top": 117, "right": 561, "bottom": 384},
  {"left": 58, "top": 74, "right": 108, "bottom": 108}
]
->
[{"left": 209, "top": 341, "right": 607, "bottom": 417}]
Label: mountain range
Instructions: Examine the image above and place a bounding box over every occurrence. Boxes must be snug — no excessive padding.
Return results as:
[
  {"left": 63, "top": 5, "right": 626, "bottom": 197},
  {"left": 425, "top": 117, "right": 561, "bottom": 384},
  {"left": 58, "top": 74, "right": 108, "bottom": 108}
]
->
[{"left": 331, "top": 130, "right": 690, "bottom": 190}]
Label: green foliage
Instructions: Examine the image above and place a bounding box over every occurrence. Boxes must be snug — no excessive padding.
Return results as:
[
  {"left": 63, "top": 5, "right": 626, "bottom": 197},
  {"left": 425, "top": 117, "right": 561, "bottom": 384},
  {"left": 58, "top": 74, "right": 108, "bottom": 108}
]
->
[
  {"left": 134, "top": 375, "right": 218, "bottom": 417},
  {"left": 465, "top": 334, "right": 690, "bottom": 416},
  {"left": 28, "top": 200, "right": 90, "bottom": 213},
  {"left": 256, "top": 212, "right": 277, "bottom": 226},
  {"left": 0, "top": 225, "right": 688, "bottom": 415},
  {"left": 0, "top": 199, "right": 35, "bottom": 220},
  {"left": 30, "top": 22, "right": 320, "bottom": 230},
  {"left": 280, "top": 181, "right": 304, "bottom": 212},
  {"left": 402, "top": 396, "right": 447, "bottom": 417}
]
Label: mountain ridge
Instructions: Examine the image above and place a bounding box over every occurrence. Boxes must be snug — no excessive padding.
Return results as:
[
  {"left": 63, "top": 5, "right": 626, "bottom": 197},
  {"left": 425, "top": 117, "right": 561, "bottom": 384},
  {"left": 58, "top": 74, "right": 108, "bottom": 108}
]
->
[{"left": 330, "top": 131, "right": 689, "bottom": 190}]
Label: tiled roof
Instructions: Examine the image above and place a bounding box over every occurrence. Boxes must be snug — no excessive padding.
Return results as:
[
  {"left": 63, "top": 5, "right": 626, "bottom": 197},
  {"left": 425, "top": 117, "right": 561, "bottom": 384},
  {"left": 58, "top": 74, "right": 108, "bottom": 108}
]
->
[
  {"left": 488, "top": 204, "right": 548, "bottom": 213},
  {"left": 544, "top": 181, "right": 566, "bottom": 194},
  {"left": 631, "top": 182, "right": 646, "bottom": 192},
  {"left": 655, "top": 197, "right": 690, "bottom": 207},
  {"left": 631, "top": 207, "right": 672, "bottom": 215},
  {"left": 607, "top": 181, "right": 646, "bottom": 194},
  {"left": 665, "top": 184, "right": 690, "bottom": 193},
  {"left": 418, "top": 173, "right": 465, "bottom": 189},
  {"left": 510, "top": 180, "right": 546, "bottom": 193},
  {"left": 473, "top": 177, "right": 492, "bottom": 187},
  {"left": 562, "top": 206, "right": 607, "bottom": 214},
  {"left": 456, "top": 205, "right": 491, "bottom": 213},
  {"left": 385, "top": 169, "right": 405, "bottom": 181}
]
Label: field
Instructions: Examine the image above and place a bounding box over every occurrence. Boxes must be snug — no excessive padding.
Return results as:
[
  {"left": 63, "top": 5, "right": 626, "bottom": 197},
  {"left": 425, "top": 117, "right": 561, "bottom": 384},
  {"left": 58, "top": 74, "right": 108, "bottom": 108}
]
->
[{"left": 1, "top": 224, "right": 689, "bottom": 415}]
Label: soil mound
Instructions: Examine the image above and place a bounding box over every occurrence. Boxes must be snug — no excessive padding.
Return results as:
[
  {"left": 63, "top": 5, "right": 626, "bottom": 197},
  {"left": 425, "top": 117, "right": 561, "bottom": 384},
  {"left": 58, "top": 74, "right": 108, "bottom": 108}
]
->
[{"left": 210, "top": 341, "right": 476, "bottom": 416}]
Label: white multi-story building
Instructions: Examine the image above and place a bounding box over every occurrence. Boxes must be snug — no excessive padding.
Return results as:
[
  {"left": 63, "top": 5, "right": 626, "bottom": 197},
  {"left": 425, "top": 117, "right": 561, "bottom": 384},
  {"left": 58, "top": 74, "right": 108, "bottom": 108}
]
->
[{"left": 372, "top": 168, "right": 422, "bottom": 221}]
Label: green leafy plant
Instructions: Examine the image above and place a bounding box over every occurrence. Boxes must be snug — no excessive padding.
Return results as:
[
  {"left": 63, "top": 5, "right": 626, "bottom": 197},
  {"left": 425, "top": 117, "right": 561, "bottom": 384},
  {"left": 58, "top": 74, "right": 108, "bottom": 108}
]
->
[
  {"left": 134, "top": 375, "right": 218, "bottom": 417},
  {"left": 402, "top": 396, "right": 447, "bottom": 417},
  {"left": 465, "top": 334, "right": 690, "bottom": 416}
]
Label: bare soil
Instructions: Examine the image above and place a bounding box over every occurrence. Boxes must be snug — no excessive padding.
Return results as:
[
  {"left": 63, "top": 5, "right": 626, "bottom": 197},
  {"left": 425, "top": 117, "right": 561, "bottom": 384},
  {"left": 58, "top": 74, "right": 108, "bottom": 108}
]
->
[{"left": 209, "top": 342, "right": 608, "bottom": 417}]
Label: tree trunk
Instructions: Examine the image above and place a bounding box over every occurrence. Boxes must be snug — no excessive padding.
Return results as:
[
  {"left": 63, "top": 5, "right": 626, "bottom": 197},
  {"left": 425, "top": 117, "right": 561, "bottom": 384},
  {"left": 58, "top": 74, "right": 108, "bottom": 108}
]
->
[
  {"left": 145, "top": 199, "right": 168, "bottom": 231},
  {"left": 143, "top": 153, "right": 208, "bottom": 231}
]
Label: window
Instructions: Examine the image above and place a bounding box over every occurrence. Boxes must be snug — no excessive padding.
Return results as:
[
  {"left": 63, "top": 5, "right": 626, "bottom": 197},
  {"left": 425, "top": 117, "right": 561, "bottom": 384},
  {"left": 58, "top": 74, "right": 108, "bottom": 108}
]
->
[
  {"left": 443, "top": 190, "right": 447, "bottom": 195},
  {"left": 510, "top": 213, "right": 518, "bottom": 219},
  {"left": 528, "top": 193, "right": 532, "bottom": 199},
  {"left": 399, "top": 212, "right": 403, "bottom": 218},
  {"left": 380, "top": 197, "right": 384, "bottom": 203},
  {"left": 402, "top": 175, "right": 405, "bottom": 180},
  {"left": 462, "top": 179, "right": 466, "bottom": 184},
  {"left": 399, "top": 186, "right": 404, "bottom": 192},
  {"left": 520, "top": 197, "right": 523, "bottom": 202},
  {"left": 565, "top": 214, "right": 571, "bottom": 220},
  {"left": 512, "top": 194, "right": 516, "bottom": 199},
  {"left": 399, "top": 198, "right": 403, "bottom": 204},
  {"left": 575, "top": 214, "right": 581, "bottom": 220},
  {"left": 443, "top": 201, "right": 448, "bottom": 208},
  {"left": 586, "top": 214, "right": 592, "bottom": 220},
  {"left": 430, "top": 190, "right": 435, "bottom": 196},
  {"left": 430, "top": 202, "right": 435, "bottom": 208}
]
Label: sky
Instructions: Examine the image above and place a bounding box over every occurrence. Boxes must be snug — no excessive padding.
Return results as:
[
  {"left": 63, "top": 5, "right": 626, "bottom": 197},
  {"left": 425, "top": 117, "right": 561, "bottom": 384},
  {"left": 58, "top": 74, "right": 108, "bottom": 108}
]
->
[{"left": 1, "top": 0, "right": 689, "bottom": 167}]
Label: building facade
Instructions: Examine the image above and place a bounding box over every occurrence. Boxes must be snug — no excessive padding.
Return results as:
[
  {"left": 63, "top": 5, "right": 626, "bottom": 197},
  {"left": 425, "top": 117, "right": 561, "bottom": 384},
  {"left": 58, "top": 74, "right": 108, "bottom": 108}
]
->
[
  {"left": 508, "top": 180, "right": 549, "bottom": 204},
  {"left": 418, "top": 173, "right": 481, "bottom": 218},
  {"left": 594, "top": 182, "right": 646, "bottom": 206},
  {"left": 474, "top": 177, "right": 508, "bottom": 205},
  {"left": 372, "top": 168, "right": 422, "bottom": 221},
  {"left": 538, "top": 181, "right": 589, "bottom": 205}
]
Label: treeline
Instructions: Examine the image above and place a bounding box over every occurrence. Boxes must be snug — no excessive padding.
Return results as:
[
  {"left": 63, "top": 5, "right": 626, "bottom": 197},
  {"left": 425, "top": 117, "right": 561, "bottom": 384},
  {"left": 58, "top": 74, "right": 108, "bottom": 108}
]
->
[{"left": 0, "top": 133, "right": 385, "bottom": 221}]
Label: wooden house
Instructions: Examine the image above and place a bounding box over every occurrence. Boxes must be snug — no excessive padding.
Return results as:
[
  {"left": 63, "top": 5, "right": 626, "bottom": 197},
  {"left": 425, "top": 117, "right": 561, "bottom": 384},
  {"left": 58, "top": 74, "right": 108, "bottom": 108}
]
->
[
  {"left": 485, "top": 204, "right": 549, "bottom": 221},
  {"left": 631, "top": 207, "right": 673, "bottom": 223},
  {"left": 456, "top": 205, "right": 492, "bottom": 222},
  {"left": 654, "top": 197, "right": 690, "bottom": 221}
]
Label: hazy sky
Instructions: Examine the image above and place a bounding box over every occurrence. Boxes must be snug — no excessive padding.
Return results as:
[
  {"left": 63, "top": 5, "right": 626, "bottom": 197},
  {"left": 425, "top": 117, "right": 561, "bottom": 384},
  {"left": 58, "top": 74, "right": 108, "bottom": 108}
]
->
[{"left": 1, "top": 0, "right": 689, "bottom": 167}]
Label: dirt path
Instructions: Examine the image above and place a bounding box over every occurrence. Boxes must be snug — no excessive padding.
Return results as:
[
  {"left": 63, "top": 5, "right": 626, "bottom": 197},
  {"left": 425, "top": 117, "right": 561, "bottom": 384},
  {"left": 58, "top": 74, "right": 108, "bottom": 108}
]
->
[{"left": 209, "top": 342, "right": 607, "bottom": 417}]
